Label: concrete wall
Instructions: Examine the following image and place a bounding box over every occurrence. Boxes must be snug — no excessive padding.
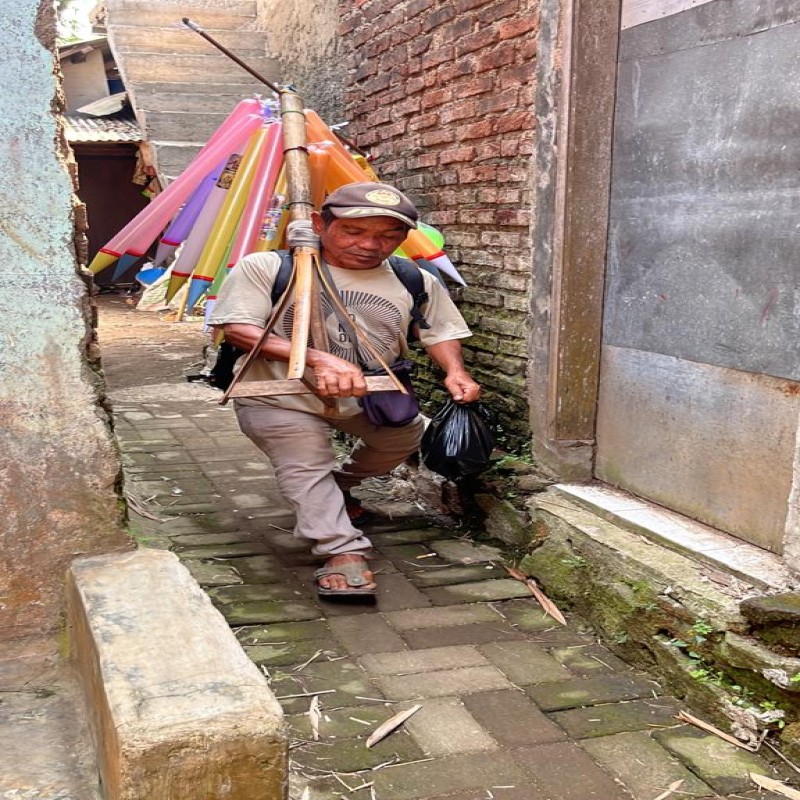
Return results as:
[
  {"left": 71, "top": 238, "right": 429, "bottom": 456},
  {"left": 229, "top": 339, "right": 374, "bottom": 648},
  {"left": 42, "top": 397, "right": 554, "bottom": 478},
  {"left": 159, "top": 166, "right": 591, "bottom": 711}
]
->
[
  {"left": 254, "top": 0, "right": 345, "bottom": 124},
  {"left": 596, "top": 0, "right": 800, "bottom": 552},
  {"left": 0, "top": 0, "right": 130, "bottom": 645}
]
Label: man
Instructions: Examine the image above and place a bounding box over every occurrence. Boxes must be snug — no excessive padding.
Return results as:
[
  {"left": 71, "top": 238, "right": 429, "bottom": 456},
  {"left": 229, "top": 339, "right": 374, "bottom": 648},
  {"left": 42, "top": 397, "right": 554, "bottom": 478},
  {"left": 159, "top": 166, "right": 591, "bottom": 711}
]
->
[{"left": 210, "top": 182, "right": 480, "bottom": 598}]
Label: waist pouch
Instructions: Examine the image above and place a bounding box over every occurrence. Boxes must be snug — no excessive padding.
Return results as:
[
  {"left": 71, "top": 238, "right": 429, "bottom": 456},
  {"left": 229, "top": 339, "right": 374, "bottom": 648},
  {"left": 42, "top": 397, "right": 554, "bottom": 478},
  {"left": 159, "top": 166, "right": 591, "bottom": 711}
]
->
[{"left": 358, "top": 360, "right": 419, "bottom": 427}]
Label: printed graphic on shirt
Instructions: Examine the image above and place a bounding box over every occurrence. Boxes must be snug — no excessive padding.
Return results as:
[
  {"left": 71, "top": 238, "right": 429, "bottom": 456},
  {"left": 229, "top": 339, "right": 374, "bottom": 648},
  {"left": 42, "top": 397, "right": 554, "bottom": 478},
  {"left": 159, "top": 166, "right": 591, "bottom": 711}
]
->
[{"left": 279, "top": 289, "right": 403, "bottom": 364}]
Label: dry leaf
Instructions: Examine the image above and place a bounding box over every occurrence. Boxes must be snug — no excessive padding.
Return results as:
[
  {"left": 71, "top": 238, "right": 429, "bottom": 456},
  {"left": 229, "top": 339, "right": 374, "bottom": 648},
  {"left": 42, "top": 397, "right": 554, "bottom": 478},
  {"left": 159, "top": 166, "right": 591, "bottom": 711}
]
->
[
  {"left": 750, "top": 773, "right": 800, "bottom": 799},
  {"left": 365, "top": 704, "right": 422, "bottom": 748},
  {"left": 503, "top": 565, "right": 567, "bottom": 625},
  {"left": 308, "top": 695, "right": 321, "bottom": 742},
  {"left": 651, "top": 779, "right": 684, "bottom": 800},
  {"left": 676, "top": 711, "right": 756, "bottom": 751}
]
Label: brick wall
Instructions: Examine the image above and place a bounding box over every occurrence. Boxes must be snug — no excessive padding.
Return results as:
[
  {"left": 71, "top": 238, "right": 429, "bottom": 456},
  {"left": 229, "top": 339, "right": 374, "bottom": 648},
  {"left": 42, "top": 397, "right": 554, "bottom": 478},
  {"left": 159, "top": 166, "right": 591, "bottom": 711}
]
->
[{"left": 338, "top": 0, "right": 538, "bottom": 448}]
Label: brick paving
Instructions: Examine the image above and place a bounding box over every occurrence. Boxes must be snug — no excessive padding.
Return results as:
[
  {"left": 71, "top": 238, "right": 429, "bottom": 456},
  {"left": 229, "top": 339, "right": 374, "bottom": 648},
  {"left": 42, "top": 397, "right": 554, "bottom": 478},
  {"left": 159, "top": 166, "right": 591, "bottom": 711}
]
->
[{"left": 100, "top": 297, "right": 787, "bottom": 800}]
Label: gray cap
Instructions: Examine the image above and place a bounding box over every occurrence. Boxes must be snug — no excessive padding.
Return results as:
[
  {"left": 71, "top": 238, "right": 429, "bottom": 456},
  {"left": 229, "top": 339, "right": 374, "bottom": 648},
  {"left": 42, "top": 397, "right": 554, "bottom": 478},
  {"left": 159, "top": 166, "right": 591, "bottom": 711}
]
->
[{"left": 322, "top": 182, "right": 419, "bottom": 228}]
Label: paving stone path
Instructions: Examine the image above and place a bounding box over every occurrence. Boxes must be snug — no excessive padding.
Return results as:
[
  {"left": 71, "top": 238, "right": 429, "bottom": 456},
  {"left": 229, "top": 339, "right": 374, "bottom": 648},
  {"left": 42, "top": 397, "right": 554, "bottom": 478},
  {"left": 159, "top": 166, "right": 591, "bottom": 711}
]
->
[{"left": 102, "top": 297, "right": 786, "bottom": 800}]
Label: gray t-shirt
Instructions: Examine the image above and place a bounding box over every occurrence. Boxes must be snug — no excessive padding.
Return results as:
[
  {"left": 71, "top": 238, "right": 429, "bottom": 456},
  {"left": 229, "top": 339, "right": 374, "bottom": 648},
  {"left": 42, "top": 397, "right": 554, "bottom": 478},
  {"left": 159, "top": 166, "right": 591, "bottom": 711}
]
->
[{"left": 209, "top": 251, "right": 472, "bottom": 417}]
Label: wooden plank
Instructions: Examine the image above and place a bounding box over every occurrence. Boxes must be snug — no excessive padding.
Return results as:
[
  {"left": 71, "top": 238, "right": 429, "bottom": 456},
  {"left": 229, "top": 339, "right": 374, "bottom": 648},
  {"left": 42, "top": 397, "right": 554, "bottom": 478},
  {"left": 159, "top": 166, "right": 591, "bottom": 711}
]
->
[
  {"left": 228, "top": 376, "right": 399, "bottom": 399},
  {"left": 547, "top": 0, "right": 620, "bottom": 442},
  {"left": 621, "top": 0, "right": 717, "bottom": 30}
]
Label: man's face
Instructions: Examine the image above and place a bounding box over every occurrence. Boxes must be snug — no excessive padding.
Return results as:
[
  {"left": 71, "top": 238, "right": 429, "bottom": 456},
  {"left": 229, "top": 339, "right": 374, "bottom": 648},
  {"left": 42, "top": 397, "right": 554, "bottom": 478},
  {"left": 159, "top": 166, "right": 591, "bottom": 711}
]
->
[{"left": 312, "top": 213, "right": 409, "bottom": 270}]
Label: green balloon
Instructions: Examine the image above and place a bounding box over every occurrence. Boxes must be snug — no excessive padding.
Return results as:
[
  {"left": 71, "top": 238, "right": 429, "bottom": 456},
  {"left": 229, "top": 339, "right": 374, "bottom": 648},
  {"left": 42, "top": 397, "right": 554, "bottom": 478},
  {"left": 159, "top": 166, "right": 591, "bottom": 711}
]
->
[{"left": 418, "top": 221, "right": 445, "bottom": 250}]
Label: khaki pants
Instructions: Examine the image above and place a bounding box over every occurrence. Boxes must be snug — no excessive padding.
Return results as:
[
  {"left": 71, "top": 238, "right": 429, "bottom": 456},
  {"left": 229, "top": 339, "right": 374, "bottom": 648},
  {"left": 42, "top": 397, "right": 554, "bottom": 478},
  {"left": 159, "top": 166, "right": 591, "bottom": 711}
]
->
[{"left": 236, "top": 404, "right": 426, "bottom": 558}]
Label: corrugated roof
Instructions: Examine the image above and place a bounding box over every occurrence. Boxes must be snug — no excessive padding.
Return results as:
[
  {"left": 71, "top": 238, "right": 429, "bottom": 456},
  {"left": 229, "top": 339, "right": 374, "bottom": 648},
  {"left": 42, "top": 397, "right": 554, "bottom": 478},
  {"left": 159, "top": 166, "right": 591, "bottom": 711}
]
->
[{"left": 65, "top": 109, "right": 142, "bottom": 143}]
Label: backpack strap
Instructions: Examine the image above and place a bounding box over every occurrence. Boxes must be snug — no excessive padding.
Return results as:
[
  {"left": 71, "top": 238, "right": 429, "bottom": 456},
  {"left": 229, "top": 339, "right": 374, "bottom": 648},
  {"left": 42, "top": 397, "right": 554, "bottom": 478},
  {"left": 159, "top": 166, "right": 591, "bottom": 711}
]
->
[
  {"left": 271, "top": 250, "right": 294, "bottom": 304},
  {"left": 387, "top": 255, "right": 433, "bottom": 341}
]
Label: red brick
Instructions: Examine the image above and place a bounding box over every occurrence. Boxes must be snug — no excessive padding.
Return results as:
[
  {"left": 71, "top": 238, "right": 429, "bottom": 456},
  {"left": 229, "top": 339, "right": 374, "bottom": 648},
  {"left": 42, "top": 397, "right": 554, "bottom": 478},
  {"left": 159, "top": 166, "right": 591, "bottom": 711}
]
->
[
  {"left": 406, "top": 0, "right": 437, "bottom": 19},
  {"left": 408, "top": 33, "right": 434, "bottom": 57},
  {"left": 498, "top": 138, "right": 518, "bottom": 157},
  {"left": 422, "top": 45, "right": 455, "bottom": 70},
  {"left": 391, "top": 19, "right": 423, "bottom": 45},
  {"left": 458, "top": 75, "right": 494, "bottom": 98},
  {"left": 478, "top": 0, "right": 521, "bottom": 24},
  {"left": 497, "top": 209, "right": 532, "bottom": 226},
  {"left": 393, "top": 96, "right": 422, "bottom": 116},
  {"left": 476, "top": 41, "right": 518, "bottom": 71},
  {"left": 459, "top": 119, "right": 494, "bottom": 141},
  {"left": 458, "top": 208, "right": 497, "bottom": 224},
  {"left": 478, "top": 87, "right": 519, "bottom": 114},
  {"left": 475, "top": 141, "right": 502, "bottom": 160},
  {"left": 498, "top": 64, "right": 535, "bottom": 88},
  {"left": 426, "top": 209, "right": 459, "bottom": 226},
  {"left": 440, "top": 100, "right": 477, "bottom": 125},
  {"left": 456, "top": 0, "right": 495, "bottom": 11},
  {"left": 457, "top": 165, "right": 498, "bottom": 183},
  {"left": 422, "top": 5, "right": 457, "bottom": 32},
  {"left": 455, "top": 26, "right": 499, "bottom": 57},
  {"left": 355, "top": 59, "right": 377, "bottom": 81},
  {"left": 497, "top": 187, "right": 522, "bottom": 203},
  {"left": 408, "top": 152, "right": 439, "bottom": 169},
  {"left": 446, "top": 16, "right": 475, "bottom": 41},
  {"left": 421, "top": 87, "right": 454, "bottom": 110},
  {"left": 408, "top": 111, "right": 440, "bottom": 131},
  {"left": 495, "top": 110, "right": 535, "bottom": 133},
  {"left": 519, "top": 37, "right": 538, "bottom": 59},
  {"left": 499, "top": 14, "right": 538, "bottom": 39},
  {"left": 421, "top": 128, "right": 456, "bottom": 147},
  {"left": 439, "top": 146, "right": 476, "bottom": 164}
]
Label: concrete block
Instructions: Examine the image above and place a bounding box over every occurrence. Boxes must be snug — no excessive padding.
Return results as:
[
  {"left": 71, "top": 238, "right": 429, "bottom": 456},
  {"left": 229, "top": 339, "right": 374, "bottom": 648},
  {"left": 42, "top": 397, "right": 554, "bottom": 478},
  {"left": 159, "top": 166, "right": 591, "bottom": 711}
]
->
[
  {"left": 67, "top": 550, "right": 287, "bottom": 800},
  {"left": 463, "top": 689, "right": 567, "bottom": 746},
  {"left": 580, "top": 731, "right": 714, "bottom": 798},
  {"left": 479, "top": 641, "right": 573, "bottom": 685},
  {"left": 375, "top": 666, "right": 512, "bottom": 700},
  {"left": 360, "top": 645, "right": 488, "bottom": 677},
  {"left": 384, "top": 604, "right": 501, "bottom": 630},
  {"left": 403, "top": 697, "right": 498, "bottom": 756}
]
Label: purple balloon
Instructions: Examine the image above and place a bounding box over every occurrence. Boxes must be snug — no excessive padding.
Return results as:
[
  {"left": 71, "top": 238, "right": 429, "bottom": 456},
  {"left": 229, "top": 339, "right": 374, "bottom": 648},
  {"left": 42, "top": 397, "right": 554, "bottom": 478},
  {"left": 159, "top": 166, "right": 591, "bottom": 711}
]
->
[{"left": 159, "top": 160, "right": 226, "bottom": 248}]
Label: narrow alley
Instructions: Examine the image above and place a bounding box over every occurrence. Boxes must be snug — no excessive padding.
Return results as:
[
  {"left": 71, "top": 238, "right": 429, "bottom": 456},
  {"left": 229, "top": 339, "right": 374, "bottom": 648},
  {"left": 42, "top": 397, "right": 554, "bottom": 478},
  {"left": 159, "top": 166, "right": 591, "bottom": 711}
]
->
[{"left": 98, "top": 294, "right": 789, "bottom": 800}]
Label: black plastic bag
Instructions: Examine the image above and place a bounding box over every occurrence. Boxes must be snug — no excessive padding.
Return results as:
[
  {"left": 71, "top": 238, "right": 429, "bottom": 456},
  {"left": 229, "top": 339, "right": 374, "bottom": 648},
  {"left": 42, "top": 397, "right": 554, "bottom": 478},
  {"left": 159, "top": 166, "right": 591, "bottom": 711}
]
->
[{"left": 420, "top": 401, "right": 495, "bottom": 480}]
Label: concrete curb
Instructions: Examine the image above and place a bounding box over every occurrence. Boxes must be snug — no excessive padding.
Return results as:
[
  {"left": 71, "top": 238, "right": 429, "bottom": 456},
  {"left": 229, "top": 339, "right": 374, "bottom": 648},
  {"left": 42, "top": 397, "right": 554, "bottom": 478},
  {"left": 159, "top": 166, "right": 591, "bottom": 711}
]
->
[{"left": 67, "top": 549, "right": 287, "bottom": 800}]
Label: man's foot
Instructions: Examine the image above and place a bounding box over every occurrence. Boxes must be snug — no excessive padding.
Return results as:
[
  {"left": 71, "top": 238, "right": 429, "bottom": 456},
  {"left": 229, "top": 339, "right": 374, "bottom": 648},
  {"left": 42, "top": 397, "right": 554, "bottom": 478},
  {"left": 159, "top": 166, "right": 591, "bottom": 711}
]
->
[{"left": 314, "top": 554, "right": 376, "bottom": 598}]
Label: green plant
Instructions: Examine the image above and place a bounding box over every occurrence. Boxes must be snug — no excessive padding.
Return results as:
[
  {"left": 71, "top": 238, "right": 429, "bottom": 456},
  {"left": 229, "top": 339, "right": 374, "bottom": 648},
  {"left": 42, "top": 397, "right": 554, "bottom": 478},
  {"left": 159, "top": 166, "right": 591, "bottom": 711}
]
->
[{"left": 561, "top": 555, "right": 588, "bottom": 568}]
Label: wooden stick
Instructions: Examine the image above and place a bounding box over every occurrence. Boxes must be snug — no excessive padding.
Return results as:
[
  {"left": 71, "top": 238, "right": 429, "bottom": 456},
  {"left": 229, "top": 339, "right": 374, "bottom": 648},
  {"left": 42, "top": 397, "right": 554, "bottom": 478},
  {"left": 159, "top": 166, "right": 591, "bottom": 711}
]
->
[{"left": 182, "top": 19, "right": 282, "bottom": 95}]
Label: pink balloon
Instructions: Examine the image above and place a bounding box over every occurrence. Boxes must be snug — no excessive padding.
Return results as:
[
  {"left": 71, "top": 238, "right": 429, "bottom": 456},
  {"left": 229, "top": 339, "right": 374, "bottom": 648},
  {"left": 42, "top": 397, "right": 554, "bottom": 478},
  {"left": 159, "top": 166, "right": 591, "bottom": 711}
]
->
[
  {"left": 226, "top": 121, "right": 284, "bottom": 267},
  {"left": 99, "top": 102, "right": 263, "bottom": 258}
]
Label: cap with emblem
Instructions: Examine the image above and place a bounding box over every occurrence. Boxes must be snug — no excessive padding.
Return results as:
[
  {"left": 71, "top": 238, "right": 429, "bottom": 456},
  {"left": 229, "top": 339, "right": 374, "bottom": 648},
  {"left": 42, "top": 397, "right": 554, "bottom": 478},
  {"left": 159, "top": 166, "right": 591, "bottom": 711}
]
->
[{"left": 321, "top": 182, "right": 419, "bottom": 229}]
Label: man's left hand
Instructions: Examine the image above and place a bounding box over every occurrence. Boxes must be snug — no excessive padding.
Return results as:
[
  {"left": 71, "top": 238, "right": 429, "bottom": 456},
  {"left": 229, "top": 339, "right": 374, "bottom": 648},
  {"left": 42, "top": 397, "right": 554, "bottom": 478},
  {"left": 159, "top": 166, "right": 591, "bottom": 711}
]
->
[{"left": 445, "top": 371, "right": 481, "bottom": 403}]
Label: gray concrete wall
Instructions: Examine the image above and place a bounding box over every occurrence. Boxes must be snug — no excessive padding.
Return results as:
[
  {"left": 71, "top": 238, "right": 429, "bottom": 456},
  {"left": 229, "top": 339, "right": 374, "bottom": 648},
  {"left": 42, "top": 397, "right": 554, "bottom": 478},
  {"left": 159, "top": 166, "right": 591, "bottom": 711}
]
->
[
  {"left": 0, "top": 0, "right": 130, "bottom": 644},
  {"left": 597, "top": 0, "right": 800, "bottom": 552},
  {"left": 254, "top": 0, "right": 345, "bottom": 124}
]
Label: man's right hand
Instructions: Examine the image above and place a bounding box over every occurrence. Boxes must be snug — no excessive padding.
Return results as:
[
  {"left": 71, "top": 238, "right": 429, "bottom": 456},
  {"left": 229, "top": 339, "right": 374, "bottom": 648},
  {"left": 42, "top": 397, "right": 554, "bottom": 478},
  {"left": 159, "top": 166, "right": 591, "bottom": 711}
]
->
[{"left": 308, "top": 351, "right": 368, "bottom": 398}]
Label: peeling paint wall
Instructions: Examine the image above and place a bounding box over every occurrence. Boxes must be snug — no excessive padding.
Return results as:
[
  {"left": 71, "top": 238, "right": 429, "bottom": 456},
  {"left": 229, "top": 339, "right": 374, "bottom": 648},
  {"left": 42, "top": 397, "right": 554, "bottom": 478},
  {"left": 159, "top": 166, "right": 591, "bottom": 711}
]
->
[{"left": 0, "top": 0, "right": 131, "bottom": 644}]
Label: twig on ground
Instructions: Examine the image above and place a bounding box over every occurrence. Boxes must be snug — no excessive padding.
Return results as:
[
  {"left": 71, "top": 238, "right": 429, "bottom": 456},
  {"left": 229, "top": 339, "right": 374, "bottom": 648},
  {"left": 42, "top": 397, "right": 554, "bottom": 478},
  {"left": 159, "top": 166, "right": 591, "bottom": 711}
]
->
[
  {"left": 294, "top": 649, "right": 324, "bottom": 672},
  {"left": 675, "top": 711, "right": 757, "bottom": 751},
  {"left": 749, "top": 773, "right": 800, "bottom": 799},
  {"left": 763, "top": 739, "right": 800, "bottom": 776},
  {"left": 651, "top": 779, "right": 684, "bottom": 800},
  {"left": 503, "top": 564, "right": 567, "bottom": 625},
  {"left": 365, "top": 704, "right": 422, "bottom": 748},
  {"left": 276, "top": 689, "right": 337, "bottom": 700},
  {"left": 308, "top": 695, "right": 321, "bottom": 742}
]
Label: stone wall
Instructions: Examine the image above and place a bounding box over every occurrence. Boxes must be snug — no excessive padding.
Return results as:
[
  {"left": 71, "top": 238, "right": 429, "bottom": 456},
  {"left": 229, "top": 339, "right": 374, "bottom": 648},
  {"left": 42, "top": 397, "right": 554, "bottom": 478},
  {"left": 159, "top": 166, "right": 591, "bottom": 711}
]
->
[
  {"left": 338, "top": 0, "right": 538, "bottom": 446},
  {"left": 0, "top": 0, "right": 130, "bottom": 646}
]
